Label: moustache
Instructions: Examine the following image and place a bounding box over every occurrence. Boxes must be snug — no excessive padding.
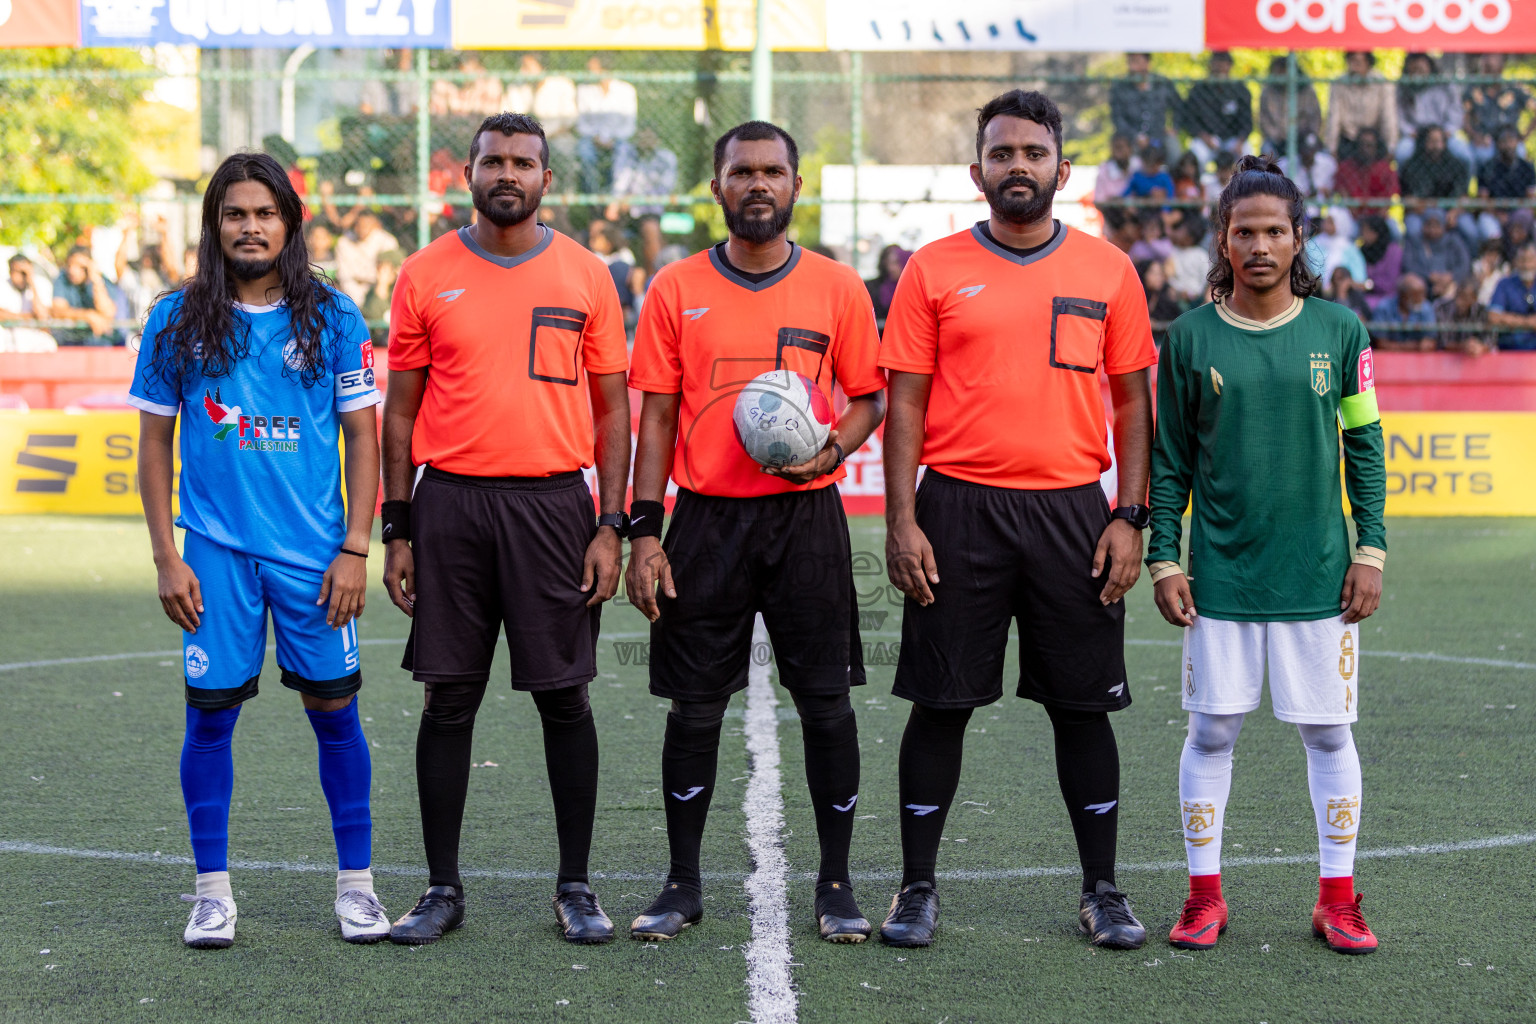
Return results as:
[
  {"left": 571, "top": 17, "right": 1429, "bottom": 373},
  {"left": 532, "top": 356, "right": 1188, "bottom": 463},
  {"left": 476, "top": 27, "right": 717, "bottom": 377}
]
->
[
  {"left": 1244, "top": 259, "right": 1276, "bottom": 269},
  {"left": 490, "top": 187, "right": 526, "bottom": 199},
  {"left": 999, "top": 176, "right": 1038, "bottom": 192}
]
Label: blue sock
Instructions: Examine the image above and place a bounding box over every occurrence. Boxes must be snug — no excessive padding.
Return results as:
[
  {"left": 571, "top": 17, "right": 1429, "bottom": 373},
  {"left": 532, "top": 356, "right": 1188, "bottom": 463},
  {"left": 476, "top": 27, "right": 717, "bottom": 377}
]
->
[
  {"left": 180, "top": 705, "right": 241, "bottom": 874},
  {"left": 306, "top": 698, "right": 373, "bottom": 871}
]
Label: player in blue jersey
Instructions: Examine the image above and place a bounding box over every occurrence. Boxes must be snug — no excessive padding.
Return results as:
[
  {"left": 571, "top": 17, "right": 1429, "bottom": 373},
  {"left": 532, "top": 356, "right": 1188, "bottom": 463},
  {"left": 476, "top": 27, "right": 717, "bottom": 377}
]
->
[{"left": 130, "top": 153, "right": 388, "bottom": 948}]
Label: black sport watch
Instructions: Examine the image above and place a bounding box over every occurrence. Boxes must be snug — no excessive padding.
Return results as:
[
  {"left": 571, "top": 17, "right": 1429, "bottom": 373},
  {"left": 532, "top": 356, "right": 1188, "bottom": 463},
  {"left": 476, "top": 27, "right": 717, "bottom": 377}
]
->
[
  {"left": 1110, "top": 504, "right": 1151, "bottom": 530},
  {"left": 597, "top": 512, "right": 631, "bottom": 538}
]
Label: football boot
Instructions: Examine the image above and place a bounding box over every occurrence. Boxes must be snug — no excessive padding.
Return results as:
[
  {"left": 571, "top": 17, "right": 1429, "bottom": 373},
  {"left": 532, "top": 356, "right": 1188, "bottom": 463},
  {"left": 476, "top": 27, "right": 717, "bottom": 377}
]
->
[
  {"left": 878, "top": 881, "right": 939, "bottom": 947},
  {"left": 1079, "top": 880, "right": 1148, "bottom": 949},
  {"left": 629, "top": 881, "right": 703, "bottom": 940},
  {"left": 552, "top": 882, "right": 615, "bottom": 944},
  {"left": 1167, "top": 893, "right": 1229, "bottom": 950},
  {"left": 389, "top": 885, "right": 465, "bottom": 945},
  {"left": 815, "top": 880, "right": 872, "bottom": 943},
  {"left": 1313, "top": 893, "right": 1379, "bottom": 954}
]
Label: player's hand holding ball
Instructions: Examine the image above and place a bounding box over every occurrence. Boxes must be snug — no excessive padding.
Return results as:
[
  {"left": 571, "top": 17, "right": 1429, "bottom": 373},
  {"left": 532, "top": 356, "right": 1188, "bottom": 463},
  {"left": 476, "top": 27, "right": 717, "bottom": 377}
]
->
[
  {"left": 733, "top": 369, "right": 835, "bottom": 480},
  {"left": 319, "top": 547, "right": 368, "bottom": 628},
  {"left": 156, "top": 553, "right": 204, "bottom": 632}
]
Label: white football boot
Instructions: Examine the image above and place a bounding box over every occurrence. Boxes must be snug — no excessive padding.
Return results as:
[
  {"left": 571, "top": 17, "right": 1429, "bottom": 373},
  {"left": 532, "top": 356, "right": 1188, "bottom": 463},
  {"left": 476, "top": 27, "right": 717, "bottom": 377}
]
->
[
  {"left": 335, "top": 889, "right": 391, "bottom": 943},
  {"left": 181, "top": 894, "right": 237, "bottom": 949}
]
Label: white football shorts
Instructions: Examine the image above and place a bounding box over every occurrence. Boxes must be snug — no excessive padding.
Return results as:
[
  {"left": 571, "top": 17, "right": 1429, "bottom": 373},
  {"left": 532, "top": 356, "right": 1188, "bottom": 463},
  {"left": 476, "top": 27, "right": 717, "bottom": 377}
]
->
[{"left": 1180, "top": 613, "right": 1361, "bottom": 725}]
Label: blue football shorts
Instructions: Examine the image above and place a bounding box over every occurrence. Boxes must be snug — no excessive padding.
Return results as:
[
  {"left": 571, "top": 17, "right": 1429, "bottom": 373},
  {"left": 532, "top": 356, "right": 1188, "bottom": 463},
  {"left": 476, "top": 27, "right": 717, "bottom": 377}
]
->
[{"left": 180, "top": 531, "right": 362, "bottom": 709}]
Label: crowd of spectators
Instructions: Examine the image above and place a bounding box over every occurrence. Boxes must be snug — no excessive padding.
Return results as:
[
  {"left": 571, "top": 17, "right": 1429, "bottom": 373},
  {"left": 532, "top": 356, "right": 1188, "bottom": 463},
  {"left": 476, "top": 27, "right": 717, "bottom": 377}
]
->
[{"left": 1098, "top": 50, "right": 1536, "bottom": 353}]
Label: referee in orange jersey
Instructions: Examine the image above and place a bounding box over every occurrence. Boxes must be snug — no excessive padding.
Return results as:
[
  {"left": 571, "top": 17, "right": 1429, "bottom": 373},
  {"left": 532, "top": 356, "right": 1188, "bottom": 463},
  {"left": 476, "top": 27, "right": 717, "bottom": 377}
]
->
[
  {"left": 379, "top": 114, "right": 631, "bottom": 946},
  {"left": 624, "top": 121, "right": 886, "bottom": 944},
  {"left": 877, "top": 91, "right": 1156, "bottom": 950}
]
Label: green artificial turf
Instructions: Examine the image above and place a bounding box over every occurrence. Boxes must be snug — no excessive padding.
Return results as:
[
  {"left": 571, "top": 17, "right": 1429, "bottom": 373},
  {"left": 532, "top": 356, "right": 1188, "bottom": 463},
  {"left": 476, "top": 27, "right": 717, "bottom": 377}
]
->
[{"left": 1, "top": 515, "right": 1533, "bottom": 1023}]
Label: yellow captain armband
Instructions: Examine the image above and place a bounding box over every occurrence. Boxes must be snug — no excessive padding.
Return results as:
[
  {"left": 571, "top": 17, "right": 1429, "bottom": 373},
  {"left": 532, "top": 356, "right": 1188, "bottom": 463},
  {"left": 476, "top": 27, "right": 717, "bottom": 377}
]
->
[
  {"left": 1338, "top": 389, "right": 1380, "bottom": 429},
  {"left": 1148, "top": 561, "right": 1186, "bottom": 583},
  {"left": 1352, "top": 546, "right": 1386, "bottom": 571}
]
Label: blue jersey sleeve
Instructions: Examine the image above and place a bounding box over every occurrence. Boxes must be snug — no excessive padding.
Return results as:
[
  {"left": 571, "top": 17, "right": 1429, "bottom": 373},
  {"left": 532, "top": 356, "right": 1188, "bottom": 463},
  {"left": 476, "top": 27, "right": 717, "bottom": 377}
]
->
[
  {"left": 327, "top": 291, "right": 382, "bottom": 413},
  {"left": 126, "top": 296, "right": 182, "bottom": 417}
]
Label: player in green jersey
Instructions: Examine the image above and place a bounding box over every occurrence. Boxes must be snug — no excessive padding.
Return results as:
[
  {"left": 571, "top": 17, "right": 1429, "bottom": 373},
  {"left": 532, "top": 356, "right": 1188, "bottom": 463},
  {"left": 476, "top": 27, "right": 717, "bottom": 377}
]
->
[{"left": 1146, "top": 156, "right": 1386, "bottom": 955}]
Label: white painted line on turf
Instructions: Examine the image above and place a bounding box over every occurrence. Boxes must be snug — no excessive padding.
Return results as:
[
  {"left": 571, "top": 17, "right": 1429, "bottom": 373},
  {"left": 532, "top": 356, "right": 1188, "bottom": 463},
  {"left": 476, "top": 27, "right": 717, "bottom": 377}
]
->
[{"left": 739, "top": 614, "right": 797, "bottom": 1024}]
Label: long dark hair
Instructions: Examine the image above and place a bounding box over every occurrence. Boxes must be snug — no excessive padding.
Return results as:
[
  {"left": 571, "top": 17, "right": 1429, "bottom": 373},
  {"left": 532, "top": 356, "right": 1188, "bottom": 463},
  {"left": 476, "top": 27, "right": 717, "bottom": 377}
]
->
[
  {"left": 149, "top": 153, "right": 339, "bottom": 389},
  {"left": 1206, "top": 154, "right": 1320, "bottom": 302}
]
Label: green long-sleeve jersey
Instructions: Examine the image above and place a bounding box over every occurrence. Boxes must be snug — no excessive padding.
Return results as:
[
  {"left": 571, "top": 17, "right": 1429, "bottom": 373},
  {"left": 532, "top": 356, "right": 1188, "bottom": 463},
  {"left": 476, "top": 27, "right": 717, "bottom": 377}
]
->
[{"left": 1146, "top": 296, "right": 1386, "bottom": 621}]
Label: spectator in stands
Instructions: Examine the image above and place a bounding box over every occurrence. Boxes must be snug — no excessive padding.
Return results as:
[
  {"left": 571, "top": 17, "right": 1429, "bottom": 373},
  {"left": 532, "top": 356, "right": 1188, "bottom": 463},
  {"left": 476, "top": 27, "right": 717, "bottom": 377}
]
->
[
  {"left": 1110, "top": 53, "right": 1180, "bottom": 154},
  {"left": 576, "top": 57, "right": 638, "bottom": 194},
  {"left": 506, "top": 54, "right": 579, "bottom": 182},
  {"left": 307, "top": 222, "right": 339, "bottom": 282},
  {"left": 1129, "top": 208, "right": 1173, "bottom": 264},
  {"left": 1437, "top": 277, "right": 1490, "bottom": 355},
  {"left": 1396, "top": 52, "right": 1469, "bottom": 165},
  {"left": 1475, "top": 127, "right": 1536, "bottom": 240},
  {"left": 1487, "top": 242, "right": 1536, "bottom": 350},
  {"left": 1334, "top": 128, "right": 1399, "bottom": 208},
  {"left": 335, "top": 209, "right": 399, "bottom": 306},
  {"left": 359, "top": 249, "right": 403, "bottom": 346},
  {"left": 51, "top": 246, "right": 119, "bottom": 346},
  {"left": 865, "top": 244, "right": 911, "bottom": 321},
  {"left": 1501, "top": 208, "right": 1534, "bottom": 266},
  {"left": 1181, "top": 51, "right": 1252, "bottom": 168},
  {"left": 1327, "top": 266, "right": 1374, "bottom": 324},
  {"left": 0, "top": 254, "right": 57, "bottom": 352},
  {"left": 1327, "top": 50, "right": 1398, "bottom": 161},
  {"left": 429, "top": 53, "right": 503, "bottom": 118},
  {"left": 1127, "top": 144, "right": 1174, "bottom": 200},
  {"left": 1403, "top": 208, "right": 1471, "bottom": 302},
  {"left": 609, "top": 127, "right": 678, "bottom": 274},
  {"left": 1259, "top": 56, "right": 1322, "bottom": 158},
  {"left": 587, "top": 218, "right": 643, "bottom": 319},
  {"left": 1166, "top": 211, "right": 1209, "bottom": 307},
  {"left": 1399, "top": 125, "right": 1471, "bottom": 204},
  {"left": 1205, "top": 150, "right": 1237, "bottom": 203},
  {"left": 1307, "top": 207, "right": 1368, "bottom": 286},
  {"left": 1094, "top": 133, "right": 1140, "bottom": 206},
  {"left": 1171, "top": 151, "right": 1204, "bottom": 202},
  {"left": 1137, "top": 258, "right": 1184, "bottom": 344},
  {"left": 1375, "top": 273, "right": 1438, "bottom": 351},
  {"left": 1465, "top": 53, "right": 1535, "bottom": 166},
  {"left": 1473, "top": 238, "right": 1510, "bottom": 305},
  {"left": 1101, "top": 207, "right": 1139, "bottom": 255},
  {"left": 1358, "top": 214, "right": 1403, "bottom": 302},
  {"left": 1279, "top": 132, "right": 1337, "bottom": 200}
]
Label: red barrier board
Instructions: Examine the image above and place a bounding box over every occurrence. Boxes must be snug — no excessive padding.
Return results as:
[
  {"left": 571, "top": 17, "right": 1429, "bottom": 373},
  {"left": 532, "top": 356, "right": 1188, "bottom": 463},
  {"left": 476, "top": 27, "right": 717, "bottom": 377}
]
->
[{"left": 1208, "top": 0, "right": 1529, "bottom": 52}]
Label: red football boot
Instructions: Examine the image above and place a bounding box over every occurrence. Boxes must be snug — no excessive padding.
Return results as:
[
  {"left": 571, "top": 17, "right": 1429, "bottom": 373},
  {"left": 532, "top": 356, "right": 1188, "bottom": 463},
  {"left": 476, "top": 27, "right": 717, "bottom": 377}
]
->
[
  {"left": 1168, "top": 893, "right": 1228, "bottom": 950},
  {"left": 1312, "top": 893, "right": 1379, "bottom": 955}
]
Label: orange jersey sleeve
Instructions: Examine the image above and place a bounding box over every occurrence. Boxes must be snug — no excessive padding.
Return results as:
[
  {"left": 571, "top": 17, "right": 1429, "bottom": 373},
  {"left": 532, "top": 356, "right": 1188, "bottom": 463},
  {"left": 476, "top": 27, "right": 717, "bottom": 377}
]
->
[
  {"left": 877, "top": 258, "right": 939, "bottom": 375},
  {"left": 387, "top": 259, "right": 430, "bottom": 371},
  {"left": 628, "top": 268, "right": 684, "bottom": 394},
  {"left": 1103, "top": 255, "right": 1158, "bottom": 375},
  {"left": 831, "top": 278, "right": 886, "bottom": 397}
]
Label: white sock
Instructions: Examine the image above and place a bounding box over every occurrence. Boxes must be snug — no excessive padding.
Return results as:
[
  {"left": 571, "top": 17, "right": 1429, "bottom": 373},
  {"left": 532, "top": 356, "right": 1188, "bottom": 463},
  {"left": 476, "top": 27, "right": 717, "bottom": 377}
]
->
[
  {"left": 195, "top": 871, "right": 233, "bottom": 901},
  {"left": 1300, "top": 724, "right": 1362, "bottom": 878},
  {"left": 1179, "top": 713, "right": 1243, "bottom": 877},
  {"left": 337, "top": 867, "right": 375, "bottom": 899}
]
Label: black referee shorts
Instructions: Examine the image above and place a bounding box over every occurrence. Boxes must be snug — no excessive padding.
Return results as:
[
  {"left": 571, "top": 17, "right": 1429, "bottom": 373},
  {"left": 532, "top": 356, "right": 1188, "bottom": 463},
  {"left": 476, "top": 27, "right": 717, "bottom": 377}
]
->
[
  {"left": 648, "top": 485, "right": 865, "bottom": 702},
  {"left": 401, "top": 467, "right": 600, "bottom": 691},
  {"left": 892, "top": 471, "right": 1129, "bottom": 712}
]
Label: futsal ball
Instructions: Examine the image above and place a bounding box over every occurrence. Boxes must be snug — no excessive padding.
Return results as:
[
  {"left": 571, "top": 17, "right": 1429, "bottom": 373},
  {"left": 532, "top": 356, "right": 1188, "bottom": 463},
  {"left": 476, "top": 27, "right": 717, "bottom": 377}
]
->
[{"left": 732, "top": 369, "right": 833, "bottom": 468}]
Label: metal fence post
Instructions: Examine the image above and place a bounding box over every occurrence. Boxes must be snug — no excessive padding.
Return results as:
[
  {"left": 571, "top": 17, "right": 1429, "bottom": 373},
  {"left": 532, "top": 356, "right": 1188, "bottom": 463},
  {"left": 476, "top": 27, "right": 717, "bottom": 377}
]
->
[
  {"left": 850, "top": 51, "right": 863, "bottom": 264},
  {"left": 416, "top": 49, "right": 431, "bottom": 252},
  {"left": 751, "top": 0, "right": 772, "bottom": 120},
  {"left": 1285, "top": 53, "right": 1299, "bottom": 168}
]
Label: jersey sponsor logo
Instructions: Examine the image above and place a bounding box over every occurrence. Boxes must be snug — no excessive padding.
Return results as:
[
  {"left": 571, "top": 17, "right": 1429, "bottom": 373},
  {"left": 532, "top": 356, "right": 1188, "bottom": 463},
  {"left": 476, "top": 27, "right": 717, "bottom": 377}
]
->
[
  {"left": 905, "top": 803, "right": 941, "bottom": 816},
  {"left": 1210, "top": 366, "right": 1224, "bottom": 395},
  {"left": 437, "top": 289, "right": 466, "bottom": 302},
  {"left": 236, "top": 414, "right": 302, "bottom": 452},
  {"left": 340, "top": 619, "right": 359, "bottom": 672},
  {"left": 184, "top": 644, "right": 210, "bottom": 679},
  {"left": 956, "top": 285, "right": 986, "bottom": 298},
  {"left": 683, "top": 307, "right": 710, "bottom": 320},
  {"left": 671, "top": 786, "right": 706, "bottom": 801},
  {"left": 203, "top": 388, "right": 242, "bottom": 442},
  {"left": 1107, "top": 682, "right": 1125, "bottom": 697},
  {"left": 360, "top": 343, "right": 375, "bottom": 369},
  {"left": 1325, "top": 795, "right": 1359, "bottom": 843},
  {"left": 1358, "top": 347, "right": 1375, "bottom": 391},
  {"left": 1339, "top": 630, "right": 1356, "bottom": 681},
  {"left": 1084, "top": 800, "right": 1118, "bottom": 815},
  {"left": 337, "top": 368, "right": 376, "bottom": 399},
  {"left": 1310, "top": 352, "right": 1333, "bottom": 396}
]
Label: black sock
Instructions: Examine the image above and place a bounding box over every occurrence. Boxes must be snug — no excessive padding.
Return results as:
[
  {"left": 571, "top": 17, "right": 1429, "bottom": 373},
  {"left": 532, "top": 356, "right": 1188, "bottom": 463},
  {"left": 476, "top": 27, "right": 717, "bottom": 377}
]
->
[
  {"left": 416, "top": 681, "right": 487, "bottom": 889},
  {"left": 897, "top": 702, "right": 973, "bottom": 888},
  {"left": 660, "top": 698, "right": 728, "bottom": 889},
  {"left": 1046, "top": 705, "right": 1121, "bottom": 893},
  {"left": 532, "top": 683, "right": 599, "bottom": 886},
  {"left": 793, "top": 691, "right": 860, "bottom": 885}
]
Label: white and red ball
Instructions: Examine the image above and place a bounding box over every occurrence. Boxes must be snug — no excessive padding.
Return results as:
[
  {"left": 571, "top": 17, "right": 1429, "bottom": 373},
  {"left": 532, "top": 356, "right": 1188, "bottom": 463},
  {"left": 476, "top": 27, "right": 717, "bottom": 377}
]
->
[{"left": 731, "top": 369, "right": 833, "bottom": 468}]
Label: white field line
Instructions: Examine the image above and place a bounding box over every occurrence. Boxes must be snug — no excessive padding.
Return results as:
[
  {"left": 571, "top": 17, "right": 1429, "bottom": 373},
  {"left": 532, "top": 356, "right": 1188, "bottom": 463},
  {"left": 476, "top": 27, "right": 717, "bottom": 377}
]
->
[
  {"left": 4, "top": 833, "right": 1534, "bottom": 884},
  {"left": 739, "top": 615, "right": 797, "bottom": 1024}
]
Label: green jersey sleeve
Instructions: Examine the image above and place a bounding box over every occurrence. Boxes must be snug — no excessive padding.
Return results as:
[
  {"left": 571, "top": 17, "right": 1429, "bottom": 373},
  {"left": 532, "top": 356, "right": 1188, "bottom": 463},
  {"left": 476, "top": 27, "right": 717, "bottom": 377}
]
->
[
  {"left": 1147, "top": 325, "right": 1195, "bottom": 571},
  {"left": 1340, "top": 322, "right": 1387, "bottom": 562}
]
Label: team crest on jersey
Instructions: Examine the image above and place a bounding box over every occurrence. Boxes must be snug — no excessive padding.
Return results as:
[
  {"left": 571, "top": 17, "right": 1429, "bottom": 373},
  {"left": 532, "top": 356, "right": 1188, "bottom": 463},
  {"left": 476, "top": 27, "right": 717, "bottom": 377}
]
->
[
  {"left": 1183, "top": 800, "right": 1216, "bottom": 845},
  {"left": 1339, "top": 630, "right": 1356, "bottom": 681},
  {"left": 1325, "top": 796, "right": 1359, "bottom": 842},
  {"left": 185, "top": 644, "right": 210, "bottom": 679},
  {"left": 1310, "top": 353, "right": 1333, "bottom": 396},
  {"left": 283, "top": 339, "right": 310, "bottom": 372}
]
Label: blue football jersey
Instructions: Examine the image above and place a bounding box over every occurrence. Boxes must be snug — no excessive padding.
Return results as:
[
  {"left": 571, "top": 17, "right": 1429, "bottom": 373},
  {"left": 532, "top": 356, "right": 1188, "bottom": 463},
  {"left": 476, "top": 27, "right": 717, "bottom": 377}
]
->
[{"left": 129, "top": 289, "right": 380, "bottom": 578}]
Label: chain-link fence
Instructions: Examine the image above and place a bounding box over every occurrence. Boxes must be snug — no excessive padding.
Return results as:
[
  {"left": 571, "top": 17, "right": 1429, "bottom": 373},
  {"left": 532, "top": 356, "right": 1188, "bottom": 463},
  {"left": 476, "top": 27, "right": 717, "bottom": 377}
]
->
[{"left": 3, "top": 48, "right": 1536, "bottom": 351}]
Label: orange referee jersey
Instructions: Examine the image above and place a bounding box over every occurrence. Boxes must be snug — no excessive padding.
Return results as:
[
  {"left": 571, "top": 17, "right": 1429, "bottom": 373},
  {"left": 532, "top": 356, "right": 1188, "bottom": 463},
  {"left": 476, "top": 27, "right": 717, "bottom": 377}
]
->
[
  {"left": 629, "top": 244, "right": 885, "bottom": 498},
  {"left": 388, "top": 226, "right": 629, "bottom": 477},
  {"left": 879, "top": 223, "right": 1156, "bottom": 490}
]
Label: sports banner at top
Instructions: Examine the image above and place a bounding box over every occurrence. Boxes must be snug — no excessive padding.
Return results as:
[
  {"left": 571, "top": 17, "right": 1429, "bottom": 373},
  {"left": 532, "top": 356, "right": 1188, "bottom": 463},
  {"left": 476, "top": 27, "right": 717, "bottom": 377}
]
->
[
  {"left": 826, "top": 0, "right": 1204, "bottom": 52},
  {"left": 1207, "top": 0, "right": 1527, "bottom": 52},
  {"left": 80, "top": 0, "right": 451, "bottom": 47},
  {"left": 0, "top": 0, "right": 80, "bottom": 46},
  {"left": 450, "top": 0, "right": 825, "bottom": 50}
]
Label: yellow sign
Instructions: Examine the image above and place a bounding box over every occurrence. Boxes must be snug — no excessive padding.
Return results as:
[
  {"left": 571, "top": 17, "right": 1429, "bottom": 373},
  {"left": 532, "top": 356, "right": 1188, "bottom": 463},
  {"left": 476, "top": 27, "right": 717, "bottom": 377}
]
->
[
  {"left": 453, "top": 0, "right": 827, "bottom": 50},
  {"left": 1378, "top": 412, "right": 1536, "bottom": 516},
  {"left": 0, "top": 412, "right": 172, "bottom": 516}
]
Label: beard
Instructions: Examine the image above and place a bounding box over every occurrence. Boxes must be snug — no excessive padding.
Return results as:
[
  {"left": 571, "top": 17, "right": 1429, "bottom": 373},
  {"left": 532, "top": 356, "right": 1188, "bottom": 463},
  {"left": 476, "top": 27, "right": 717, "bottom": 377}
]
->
[
  {"left": 981, "top": 170, "right": 1058, "bottom": 226},
  {"left": 229, "top": 254, "right": 277, "bottom": 281},
  {"left": 722, "top": 194, "right": 794, "bottom": 245},
  {"left": 472, "top": 180, "right": 540, "bottom": 228}
]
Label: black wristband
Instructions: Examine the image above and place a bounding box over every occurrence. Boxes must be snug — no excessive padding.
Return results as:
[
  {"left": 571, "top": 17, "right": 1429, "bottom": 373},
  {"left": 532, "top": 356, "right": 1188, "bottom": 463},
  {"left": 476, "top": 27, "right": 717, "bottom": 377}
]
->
[
  {"left": 340, "top": 547, "right": 369, "bottom": 559},
  {"left": 629, "top": 499, "right": 665, "bottom": 540},
  {"left": 381, "top": 500, "right": 411, "bottom": 543}
]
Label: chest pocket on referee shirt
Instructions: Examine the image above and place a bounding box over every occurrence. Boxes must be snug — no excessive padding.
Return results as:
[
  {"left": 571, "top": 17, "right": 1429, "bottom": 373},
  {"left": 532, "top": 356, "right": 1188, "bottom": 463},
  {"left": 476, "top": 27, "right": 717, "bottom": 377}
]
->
[
  {"left": 528, "top": 307, "right": 588, "bottom": 386},
  {"left": 1049, "top": 296, "right": 1107, "bottom": 373}
]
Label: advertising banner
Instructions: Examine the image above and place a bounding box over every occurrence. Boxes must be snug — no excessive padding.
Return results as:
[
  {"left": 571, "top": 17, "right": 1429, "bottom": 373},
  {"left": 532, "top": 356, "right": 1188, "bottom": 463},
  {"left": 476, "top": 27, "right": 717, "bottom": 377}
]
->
[
  {"left": 827, "top": 0, "right": 1204, "bottom": 52},
  {"left": 1377, "top": 412, "right": 1536, "bottom": 516},
  {"left": 1207, "top": 0, "right": 1527, "bottom": 52},
  {"left": 0, "top": 412, "right": 167, "bottom": 516},
  {"left": 452, "top": 0, "right": 825, "bottom": 50},
  {"left": 0, "top": 0, "right": 79, "bottom": 46},
  {"left": 80, "top": 0, "right": 451, "bottom": 48}
]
